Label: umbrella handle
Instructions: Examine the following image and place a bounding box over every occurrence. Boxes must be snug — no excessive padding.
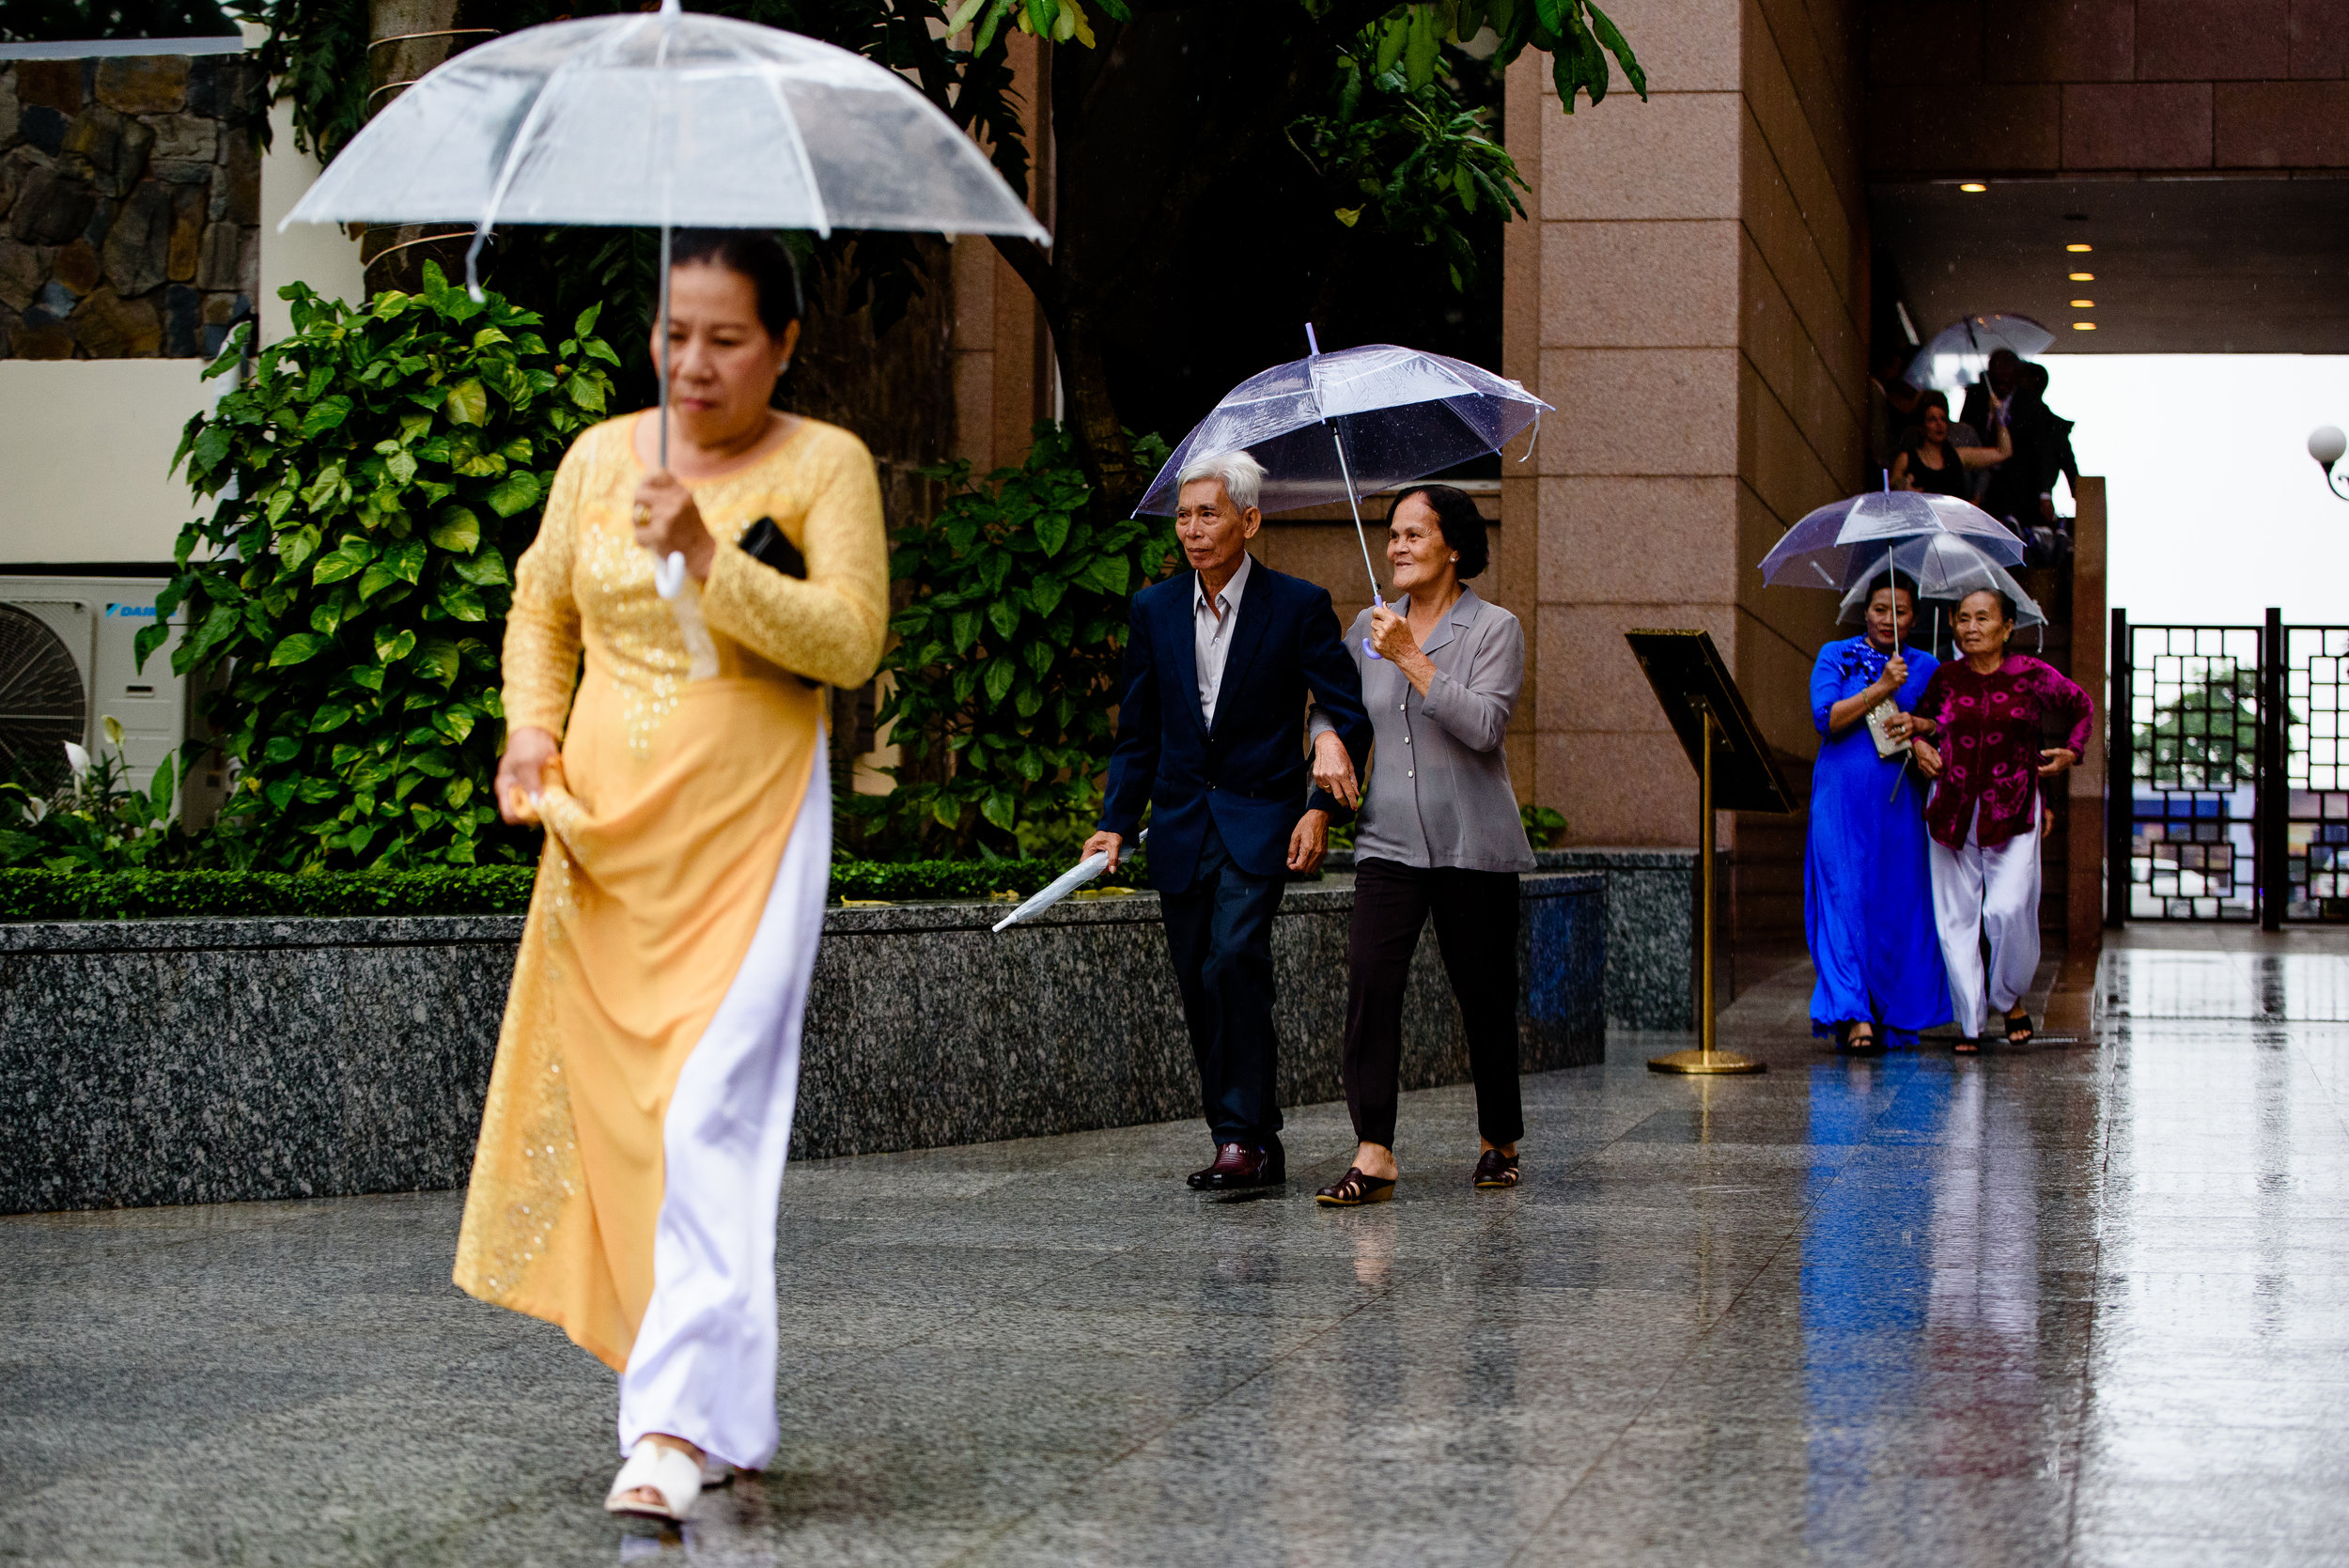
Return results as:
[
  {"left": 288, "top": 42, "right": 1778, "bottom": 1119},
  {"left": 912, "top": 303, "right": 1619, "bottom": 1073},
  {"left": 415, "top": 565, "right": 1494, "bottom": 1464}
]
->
[{"left": 1323, "top": 417, "right": 1386, "bottom": 659}]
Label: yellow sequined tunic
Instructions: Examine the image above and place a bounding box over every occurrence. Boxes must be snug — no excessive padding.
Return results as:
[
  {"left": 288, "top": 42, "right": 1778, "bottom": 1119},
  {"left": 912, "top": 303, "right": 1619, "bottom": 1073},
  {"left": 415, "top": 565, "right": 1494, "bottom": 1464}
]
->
[{"left": 455, "top": 411, "right": 887, "bottom": 1370}]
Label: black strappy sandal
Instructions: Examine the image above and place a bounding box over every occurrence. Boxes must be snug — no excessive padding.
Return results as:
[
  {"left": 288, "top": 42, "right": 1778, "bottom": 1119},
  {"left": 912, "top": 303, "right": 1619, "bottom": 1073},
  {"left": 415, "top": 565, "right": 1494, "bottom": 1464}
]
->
[
  {"left": 2004, "top": 1010, "right": 2035, "bottom": 1047},
  {"left": 1315, "top": 1167, "right": 1396, "bottom": 1206},
  {"left": 1846, "top": 1021, "right": 1884, "bottom": 1054},
  {"left": 1471, "top": 1150, "right": 1519, "bottom": 1188}
]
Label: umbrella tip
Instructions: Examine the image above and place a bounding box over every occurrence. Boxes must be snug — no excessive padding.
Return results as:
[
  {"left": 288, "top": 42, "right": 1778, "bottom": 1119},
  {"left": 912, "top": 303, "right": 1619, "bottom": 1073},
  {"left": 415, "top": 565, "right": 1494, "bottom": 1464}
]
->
[{"left": 1305, "top": 323, "right": 1320, "bottom": 357}]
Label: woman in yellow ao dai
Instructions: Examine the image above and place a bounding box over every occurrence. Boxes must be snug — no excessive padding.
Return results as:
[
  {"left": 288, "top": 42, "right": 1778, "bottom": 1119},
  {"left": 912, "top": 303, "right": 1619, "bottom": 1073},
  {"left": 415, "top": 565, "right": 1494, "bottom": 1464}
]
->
[{"left": 454, "top": 231, "right": 886, "bottom": 1522}]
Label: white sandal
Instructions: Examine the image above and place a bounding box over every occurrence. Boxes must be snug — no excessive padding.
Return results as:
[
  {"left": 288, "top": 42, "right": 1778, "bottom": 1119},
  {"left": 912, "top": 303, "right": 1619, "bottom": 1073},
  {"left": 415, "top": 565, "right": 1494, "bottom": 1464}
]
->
[{"left": 604, "top": 1440, "right": 705, "bottom": 1522}]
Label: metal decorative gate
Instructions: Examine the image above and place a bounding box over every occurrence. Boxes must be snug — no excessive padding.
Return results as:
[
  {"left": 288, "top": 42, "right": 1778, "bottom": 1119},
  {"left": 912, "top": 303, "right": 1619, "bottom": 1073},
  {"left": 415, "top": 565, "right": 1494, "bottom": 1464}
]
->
[
  {"left": 2283, "top": 626, "right": 2349, "bottom": 921},
  {"left": 2109, "top": 612, "right": 2349, "bottom": 925}
]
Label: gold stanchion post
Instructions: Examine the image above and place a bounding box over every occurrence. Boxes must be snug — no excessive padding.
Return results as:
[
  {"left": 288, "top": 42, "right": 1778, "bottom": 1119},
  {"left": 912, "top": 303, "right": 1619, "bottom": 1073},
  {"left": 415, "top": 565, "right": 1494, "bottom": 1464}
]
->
[
  {"left": 1649, "top": 700, "right": 1766, "bottom": 1076},
  {"left": 1622, "top": 629, "right": 1789, "bottom": 1075}
]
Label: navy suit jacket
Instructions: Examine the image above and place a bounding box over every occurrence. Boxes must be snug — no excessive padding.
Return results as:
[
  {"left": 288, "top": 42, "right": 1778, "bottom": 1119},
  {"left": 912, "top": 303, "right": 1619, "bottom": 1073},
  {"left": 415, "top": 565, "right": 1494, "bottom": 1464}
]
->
[{"left": 1098, "top": 557, "right": 1372, "bottom": 891}]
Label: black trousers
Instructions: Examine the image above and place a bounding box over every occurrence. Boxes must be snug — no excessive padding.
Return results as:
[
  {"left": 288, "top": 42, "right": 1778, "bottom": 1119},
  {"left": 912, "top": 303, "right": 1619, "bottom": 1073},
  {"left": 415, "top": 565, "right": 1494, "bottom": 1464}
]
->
[
  {"left": 1343, "top": 857, "right": 1523, "bottom": 1150},
  {"left": 1159, "top": 818, "right": 1287, "bottom": 1144}
]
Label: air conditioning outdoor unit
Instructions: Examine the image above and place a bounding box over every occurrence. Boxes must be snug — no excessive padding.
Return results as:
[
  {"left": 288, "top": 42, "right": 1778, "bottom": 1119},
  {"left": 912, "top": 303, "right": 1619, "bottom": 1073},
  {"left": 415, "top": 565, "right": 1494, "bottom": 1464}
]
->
[{"left": 0, "top": 576, "right": 226, "bottom": 827}]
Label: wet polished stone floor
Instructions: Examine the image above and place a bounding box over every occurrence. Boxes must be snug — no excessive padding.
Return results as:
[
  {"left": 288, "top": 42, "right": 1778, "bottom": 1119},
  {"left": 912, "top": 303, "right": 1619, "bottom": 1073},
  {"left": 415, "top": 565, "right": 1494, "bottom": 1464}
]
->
[{"left": 5, "top": 933, "right": 2346, "bottom": 1566}]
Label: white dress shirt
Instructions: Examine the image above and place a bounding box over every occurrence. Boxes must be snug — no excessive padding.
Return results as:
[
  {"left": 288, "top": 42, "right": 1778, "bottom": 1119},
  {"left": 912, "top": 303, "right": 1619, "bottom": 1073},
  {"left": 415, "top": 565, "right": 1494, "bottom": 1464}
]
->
[{"left": 1191, "top": 551, "right": 1252, "bottom": 728}]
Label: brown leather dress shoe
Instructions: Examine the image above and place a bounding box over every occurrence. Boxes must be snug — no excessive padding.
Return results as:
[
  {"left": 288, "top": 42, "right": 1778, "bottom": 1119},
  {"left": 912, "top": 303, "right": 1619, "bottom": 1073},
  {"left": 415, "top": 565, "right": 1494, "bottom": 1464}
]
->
[{"left": 1187, "top": 1141, "right": 1285, "bottom": 1189}]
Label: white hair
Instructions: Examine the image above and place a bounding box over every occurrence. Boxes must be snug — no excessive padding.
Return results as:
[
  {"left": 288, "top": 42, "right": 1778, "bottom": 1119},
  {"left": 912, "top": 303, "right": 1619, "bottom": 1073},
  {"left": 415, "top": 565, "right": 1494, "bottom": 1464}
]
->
[{"left": 1174, "top": 449, "right": 1266, "bottom": 512}]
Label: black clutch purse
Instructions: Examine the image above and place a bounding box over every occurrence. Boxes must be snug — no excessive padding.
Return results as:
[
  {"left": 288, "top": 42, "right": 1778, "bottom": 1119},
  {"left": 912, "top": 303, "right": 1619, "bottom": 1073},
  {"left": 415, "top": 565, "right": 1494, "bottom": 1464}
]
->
[
  {"left": 739, "top": 517, "right": 804, "bottom": 578},
  {"left": 736, "top": 517, "right": 820, "bottom": 690}
]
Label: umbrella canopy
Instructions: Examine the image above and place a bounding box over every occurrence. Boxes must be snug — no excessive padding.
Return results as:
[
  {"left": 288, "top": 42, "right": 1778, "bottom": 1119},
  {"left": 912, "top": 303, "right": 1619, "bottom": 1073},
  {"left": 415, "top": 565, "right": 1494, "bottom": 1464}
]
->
[
  {"left": 1837, "top": 533, "right": 2046, "bottom": 629},
  {"left": 1133, "top": 344, "right": 1548, "bottom": 518},
  {"left": 1903, "top": 313, "right": 2054, "bottom": 393},
  {"left": 1758, "top": 489, "right": 2023, "bottom": 591},
  {"left": 281, "top": 0, "right": 1049, "bottom": 267}
]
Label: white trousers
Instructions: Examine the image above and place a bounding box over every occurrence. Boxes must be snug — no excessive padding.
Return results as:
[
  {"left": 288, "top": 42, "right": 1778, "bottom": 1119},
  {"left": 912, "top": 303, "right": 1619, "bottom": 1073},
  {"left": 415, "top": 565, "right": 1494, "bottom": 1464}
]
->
[
  {"left": 1929, "top": 804, "right": 2041, "bottom": 1040},
  {"left": 616, "top": 757, "right": 831, "bottom": 1470}
]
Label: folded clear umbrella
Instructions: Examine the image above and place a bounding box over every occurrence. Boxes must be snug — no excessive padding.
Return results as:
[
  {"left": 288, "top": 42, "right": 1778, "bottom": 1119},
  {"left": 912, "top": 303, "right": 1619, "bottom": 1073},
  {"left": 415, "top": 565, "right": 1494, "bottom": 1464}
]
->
[
  {"left": 1903, "top": 313, "right": 2054, "bottom": 394},
  {"left": 991, "top": 831, "right": 1146, "bottom": 934},
  {"left": 1134, "top": 334, "right": 1550, "bottom": 657},
  {"left": 281, "top": 0, "right": 1048, "bottom": 667}
]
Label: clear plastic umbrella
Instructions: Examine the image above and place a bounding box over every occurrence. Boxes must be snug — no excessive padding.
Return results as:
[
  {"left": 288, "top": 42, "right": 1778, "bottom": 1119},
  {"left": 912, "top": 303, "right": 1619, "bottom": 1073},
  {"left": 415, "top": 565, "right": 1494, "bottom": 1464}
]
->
[
  {"left": 1836, "top": 533, "right": 2045, "bottom": 630},
  {"left": 1759, "top": 488, "right": 2023, "bottom": 593},
  {"left": 1133, "top": 334, "right": 1549, "bottom": 657},
  {"left": 281, "top": 0, "right": 1046, "bottom": 665},
  {"left": 1903, "top": 313, "right": 2054, "bottom": 394},
  {"left": 282, "top": 0, "right": 1047, "bottom": 267}
]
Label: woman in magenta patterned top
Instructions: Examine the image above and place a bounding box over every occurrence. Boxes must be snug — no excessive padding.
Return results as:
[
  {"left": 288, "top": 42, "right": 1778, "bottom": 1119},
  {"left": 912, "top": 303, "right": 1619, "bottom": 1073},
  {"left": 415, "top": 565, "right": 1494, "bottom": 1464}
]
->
[{"left": 1910, "top": 588, "right": 2093, "bottom": 1050}]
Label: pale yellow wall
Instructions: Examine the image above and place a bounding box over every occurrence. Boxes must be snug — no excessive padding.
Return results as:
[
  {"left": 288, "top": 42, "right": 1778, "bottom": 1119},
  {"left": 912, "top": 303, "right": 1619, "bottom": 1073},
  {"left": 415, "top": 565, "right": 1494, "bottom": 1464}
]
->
[
  {"left": 255, "top": 80, "right": 366, "bottom": 339},
  {"left": 0, "top": 359, "right": 219, "bottom": 563},
  {"left": 0, "top": 36, "right": 366, "bottom": 565}
]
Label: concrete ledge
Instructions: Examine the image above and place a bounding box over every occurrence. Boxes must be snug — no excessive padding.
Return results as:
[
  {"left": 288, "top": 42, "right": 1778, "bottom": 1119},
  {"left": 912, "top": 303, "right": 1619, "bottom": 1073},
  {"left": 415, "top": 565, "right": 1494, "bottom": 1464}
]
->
[{"left": 0, "top": 872, "right": 1603, "bottom": 1213}]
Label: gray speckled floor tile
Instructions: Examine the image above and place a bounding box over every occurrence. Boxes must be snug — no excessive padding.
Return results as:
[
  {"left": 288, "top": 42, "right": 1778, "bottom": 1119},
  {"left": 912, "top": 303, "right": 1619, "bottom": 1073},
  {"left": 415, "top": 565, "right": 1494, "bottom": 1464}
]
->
[{"left": 8, "top": 935, "right": 2349, "bottom": 1564}]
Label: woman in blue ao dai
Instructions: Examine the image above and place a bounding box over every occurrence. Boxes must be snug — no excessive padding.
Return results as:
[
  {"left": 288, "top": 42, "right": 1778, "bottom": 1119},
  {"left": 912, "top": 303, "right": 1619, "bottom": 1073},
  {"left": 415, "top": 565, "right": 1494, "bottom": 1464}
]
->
[{"left": 1805, "top": 576, "right": 1952, "bottom": 1049}]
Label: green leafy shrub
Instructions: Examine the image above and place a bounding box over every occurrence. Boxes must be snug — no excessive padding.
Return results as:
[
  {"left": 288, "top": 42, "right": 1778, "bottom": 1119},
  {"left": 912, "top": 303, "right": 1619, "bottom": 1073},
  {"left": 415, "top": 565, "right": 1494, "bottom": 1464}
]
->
[
  {"left": 874, "top": 422, "right": 1173, "bottom": 858},
  {"left": 1521, "top": 803, "right": 1569, "bottom": 848},
  {"left": 1290, "top": 31, "right": 1529, "bottom": 291},
  {"left": 157, "top": 264, "right": 618, "bottom": 870},
  {"left": 0, "top": 858, "right": 1140, "bottom": 922},
  {"left": 0, "top": 720, "right": 192, "bottom": 871},
  {"left": 0, "top": 867, "right": 537, "bottom": 922}
]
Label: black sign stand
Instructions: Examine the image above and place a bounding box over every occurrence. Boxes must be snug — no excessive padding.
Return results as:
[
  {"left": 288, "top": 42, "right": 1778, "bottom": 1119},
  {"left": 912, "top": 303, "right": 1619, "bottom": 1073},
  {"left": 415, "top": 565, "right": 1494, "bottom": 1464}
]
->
[{"left": 1625, "top": 629, "right": 1798, "bottom": 1075}]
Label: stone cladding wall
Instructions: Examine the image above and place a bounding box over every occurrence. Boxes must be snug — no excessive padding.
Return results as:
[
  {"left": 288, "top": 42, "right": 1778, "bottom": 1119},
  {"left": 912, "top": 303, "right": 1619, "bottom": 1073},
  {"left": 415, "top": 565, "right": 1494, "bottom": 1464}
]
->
[{"left": 0, "top": 53, "right": 265, "bottom": 360}]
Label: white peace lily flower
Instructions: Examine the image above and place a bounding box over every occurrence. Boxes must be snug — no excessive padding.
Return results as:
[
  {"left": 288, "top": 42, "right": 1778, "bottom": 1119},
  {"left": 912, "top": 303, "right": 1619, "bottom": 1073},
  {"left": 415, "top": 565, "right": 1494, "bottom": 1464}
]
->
[
  {"left": 63, "top": 741, "right": 91, "bottom": 779},
  {"left": 102, "top": 715, "right": 123, "bottom": 747}
]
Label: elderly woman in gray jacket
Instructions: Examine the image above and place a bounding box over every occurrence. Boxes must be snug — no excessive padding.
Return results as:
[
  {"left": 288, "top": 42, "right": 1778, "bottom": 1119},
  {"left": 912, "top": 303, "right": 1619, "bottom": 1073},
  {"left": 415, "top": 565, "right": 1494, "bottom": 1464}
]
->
[{"left": 1308, "top": 484, "right": 1536, "bottom": 1206}]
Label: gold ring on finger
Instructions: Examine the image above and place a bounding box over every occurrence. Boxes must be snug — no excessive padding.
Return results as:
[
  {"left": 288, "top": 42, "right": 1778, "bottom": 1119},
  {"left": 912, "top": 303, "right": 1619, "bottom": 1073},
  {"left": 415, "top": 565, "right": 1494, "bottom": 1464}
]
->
[{"left": 632, "top": 503, "right": 652, "bottom": 525}]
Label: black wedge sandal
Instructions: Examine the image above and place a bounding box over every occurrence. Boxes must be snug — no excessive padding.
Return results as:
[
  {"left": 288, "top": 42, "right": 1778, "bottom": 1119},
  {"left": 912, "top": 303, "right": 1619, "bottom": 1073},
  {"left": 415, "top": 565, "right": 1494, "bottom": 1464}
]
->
[
  {"left": 1315, "top": 1167, "right": 1397, "bottom": 1206},
  {"left": 1471, "top": 1150, "right": 1519, "bottom": 1188}
]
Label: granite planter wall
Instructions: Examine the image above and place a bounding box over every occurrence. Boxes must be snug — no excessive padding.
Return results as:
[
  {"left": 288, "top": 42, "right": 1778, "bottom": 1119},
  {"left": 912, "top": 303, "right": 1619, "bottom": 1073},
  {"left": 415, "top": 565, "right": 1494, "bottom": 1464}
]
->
[
  {"left": 0, "top": 871, "right": 1602, "bottom": 1213},
  {"left": 1335, "top": 847, "right": 1706, "bottom": 1032},
  {"left": 1535, "top": 849, "right": 1703, "bottom": 1032},
  {"left": 0, "top": 52, "right": 264, "bottom": 360}
]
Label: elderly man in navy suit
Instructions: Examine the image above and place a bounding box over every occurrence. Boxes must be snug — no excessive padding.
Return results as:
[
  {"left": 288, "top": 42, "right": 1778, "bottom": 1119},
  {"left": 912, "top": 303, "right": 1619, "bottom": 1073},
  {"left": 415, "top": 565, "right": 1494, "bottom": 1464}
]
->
[{"left": 1084, "top": 451, "right": 1372, "bottom": 1189}]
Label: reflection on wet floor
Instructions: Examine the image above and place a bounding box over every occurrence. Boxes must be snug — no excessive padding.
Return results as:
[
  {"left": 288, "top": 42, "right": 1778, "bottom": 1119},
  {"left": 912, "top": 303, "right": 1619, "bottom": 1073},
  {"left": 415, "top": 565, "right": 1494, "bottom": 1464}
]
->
[{"left": 2, "top": 933, "right": 2345, "bottom": 1566}]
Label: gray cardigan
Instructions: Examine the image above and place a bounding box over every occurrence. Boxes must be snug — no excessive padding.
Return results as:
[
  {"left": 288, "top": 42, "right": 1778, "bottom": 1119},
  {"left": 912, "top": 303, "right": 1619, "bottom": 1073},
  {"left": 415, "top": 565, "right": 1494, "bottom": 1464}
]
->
[{"left": 1311, "top": 585, "right": 1536, "bottom": 874}]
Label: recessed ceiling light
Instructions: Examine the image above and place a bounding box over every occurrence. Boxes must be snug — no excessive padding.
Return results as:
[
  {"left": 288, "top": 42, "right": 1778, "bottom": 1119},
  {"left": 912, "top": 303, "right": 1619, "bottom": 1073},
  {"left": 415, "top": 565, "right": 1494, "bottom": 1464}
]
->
[
  {"left": 2070, "top": 272, "right": 2094, "bottom": 281},
  {"left": 2073, "top": 321, "right": 2097, "bottom": 331},
  {"left": 1959, "top": 182, "right": 1987, "bottom": 193},
  {"left": 2071, "top": 299, "right": 2094, "bottom": 308},
  {"left": 2067, "top": 243, "right": 2093, "bottom": 253}
]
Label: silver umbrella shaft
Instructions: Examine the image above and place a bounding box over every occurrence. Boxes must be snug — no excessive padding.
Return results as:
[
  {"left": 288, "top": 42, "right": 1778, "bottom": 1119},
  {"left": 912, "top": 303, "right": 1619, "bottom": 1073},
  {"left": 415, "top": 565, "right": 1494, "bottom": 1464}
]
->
[{"left": 1326, "top": 423, "right": 1386, "bottom": 662}]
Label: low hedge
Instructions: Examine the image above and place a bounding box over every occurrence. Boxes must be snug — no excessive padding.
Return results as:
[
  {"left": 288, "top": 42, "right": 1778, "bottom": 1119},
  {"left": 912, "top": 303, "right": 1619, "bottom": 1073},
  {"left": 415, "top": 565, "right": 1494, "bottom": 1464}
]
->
[{"left": 0, "top": 859, "right": 1143, "bottom": 923}]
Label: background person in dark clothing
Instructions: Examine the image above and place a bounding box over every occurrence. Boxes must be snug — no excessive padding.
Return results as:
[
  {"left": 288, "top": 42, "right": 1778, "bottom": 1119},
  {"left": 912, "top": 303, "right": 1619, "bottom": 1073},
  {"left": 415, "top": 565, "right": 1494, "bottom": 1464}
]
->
[
  {"left": 1959, "top": 349, "right": 2026, "bottom": 453},
  {"left": 1869, "top": 345, "right": 1932, "bottom": 477},
  {"left": 1969, "top": 353, "right": 2079, "bottom": 533},
  {"left": 1891, "top": 393, "right": 2010, "bottom": 497}
]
